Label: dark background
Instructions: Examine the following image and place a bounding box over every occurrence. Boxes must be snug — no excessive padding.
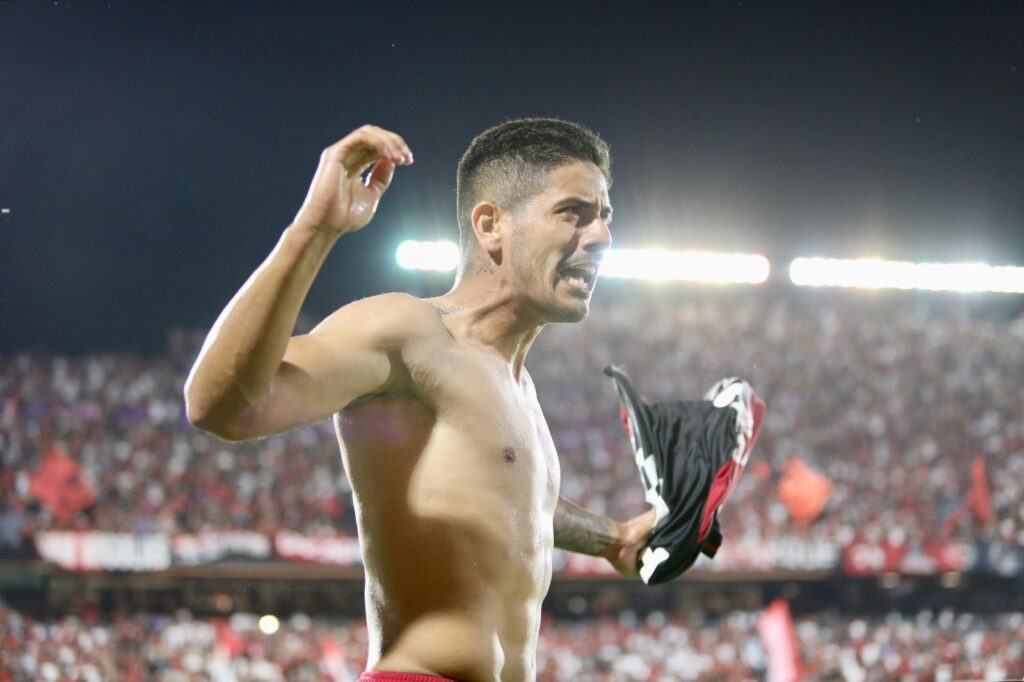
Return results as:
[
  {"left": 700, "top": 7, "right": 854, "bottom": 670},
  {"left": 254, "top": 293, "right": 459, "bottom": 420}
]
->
[{"left": 2, "top": 0, "right": 1022, "bottom": 354}]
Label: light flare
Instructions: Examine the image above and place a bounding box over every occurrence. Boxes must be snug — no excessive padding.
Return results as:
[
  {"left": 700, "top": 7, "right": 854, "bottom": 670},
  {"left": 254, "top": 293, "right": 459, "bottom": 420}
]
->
[{"left": 789, "top": 257, "right": 1024, "bottom": 293}]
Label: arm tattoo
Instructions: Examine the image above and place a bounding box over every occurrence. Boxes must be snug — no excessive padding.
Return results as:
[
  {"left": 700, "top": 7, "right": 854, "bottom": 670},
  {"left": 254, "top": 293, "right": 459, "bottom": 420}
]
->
[
  {"left": 475, "top": 254, "right": 495, "bottom": 275},
  {"left": 553, "top": 496, "right": 620, "bottom": 557}
]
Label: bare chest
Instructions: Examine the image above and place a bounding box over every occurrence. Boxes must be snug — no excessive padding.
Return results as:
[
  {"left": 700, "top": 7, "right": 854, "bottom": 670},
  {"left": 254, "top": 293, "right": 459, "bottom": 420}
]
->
[
  {"left": 336, "top": 346, "right": 560, "bottom": 515},
  {"left": 420, "top": 347, "right": 560, "bottom": 500}
]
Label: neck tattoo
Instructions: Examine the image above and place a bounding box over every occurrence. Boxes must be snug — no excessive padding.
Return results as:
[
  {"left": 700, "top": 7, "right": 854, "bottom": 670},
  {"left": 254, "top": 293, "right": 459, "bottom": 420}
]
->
[
  {"left": 475, "top": 254, "right": 495, "bottom": 276},
  {"left": 435, "top": 304, "right": 464, "bottom": 316}
]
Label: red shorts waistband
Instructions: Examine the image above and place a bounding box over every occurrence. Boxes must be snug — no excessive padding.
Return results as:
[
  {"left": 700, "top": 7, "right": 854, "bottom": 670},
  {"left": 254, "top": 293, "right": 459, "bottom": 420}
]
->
[{"left": 359, "top": 673, "right": 459, "bottom": 682}]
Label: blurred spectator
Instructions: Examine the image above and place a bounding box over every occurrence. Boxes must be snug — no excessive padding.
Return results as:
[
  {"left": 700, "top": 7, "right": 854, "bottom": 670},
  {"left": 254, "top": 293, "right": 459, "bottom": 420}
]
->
[{"left": 1, "top": 603, "right": 1020, "bottom": 681}]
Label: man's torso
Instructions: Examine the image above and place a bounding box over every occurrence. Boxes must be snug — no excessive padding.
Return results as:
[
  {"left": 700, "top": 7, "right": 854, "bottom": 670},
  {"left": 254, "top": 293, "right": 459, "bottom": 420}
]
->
[{"left": 333, "top": 299, "right": 560, "bottom": 681}]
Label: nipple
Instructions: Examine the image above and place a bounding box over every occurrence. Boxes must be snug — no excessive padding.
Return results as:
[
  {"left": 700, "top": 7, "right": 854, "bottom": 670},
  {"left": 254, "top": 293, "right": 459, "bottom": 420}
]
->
[{"left": 503, "top": 447, "right": 517, "bottom": 464}]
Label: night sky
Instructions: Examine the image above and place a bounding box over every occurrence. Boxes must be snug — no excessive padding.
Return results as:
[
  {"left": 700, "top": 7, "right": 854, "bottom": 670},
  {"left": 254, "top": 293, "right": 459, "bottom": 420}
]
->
[{"left": 2, "top": 1, "right": 1022, "bottom": 353}]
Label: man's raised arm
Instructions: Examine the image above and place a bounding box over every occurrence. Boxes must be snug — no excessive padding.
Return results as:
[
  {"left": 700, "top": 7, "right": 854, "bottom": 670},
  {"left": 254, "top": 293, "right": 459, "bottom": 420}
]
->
[
  {"left": 184, "top": 126, "right": 413, "bottom": 441},
  {"left": 553, "top": 496, "right": 655, "bottom": 577}
]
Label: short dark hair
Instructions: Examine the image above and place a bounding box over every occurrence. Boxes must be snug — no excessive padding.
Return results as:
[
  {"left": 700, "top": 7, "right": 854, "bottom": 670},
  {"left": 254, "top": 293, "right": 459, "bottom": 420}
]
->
[{"left": 456, "top": 117, "right": 612, "bottom": 257}]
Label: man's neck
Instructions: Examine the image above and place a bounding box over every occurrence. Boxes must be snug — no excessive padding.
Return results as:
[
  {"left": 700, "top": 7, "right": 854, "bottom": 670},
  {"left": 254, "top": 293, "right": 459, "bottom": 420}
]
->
[{"left": 429, "top": 272, "right": 544, "bottom": 382}]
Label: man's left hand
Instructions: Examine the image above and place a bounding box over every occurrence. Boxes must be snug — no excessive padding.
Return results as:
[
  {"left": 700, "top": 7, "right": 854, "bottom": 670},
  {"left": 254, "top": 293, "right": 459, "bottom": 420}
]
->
[{"left": 608, "top": 508, "right": 657, "bottom": 577}]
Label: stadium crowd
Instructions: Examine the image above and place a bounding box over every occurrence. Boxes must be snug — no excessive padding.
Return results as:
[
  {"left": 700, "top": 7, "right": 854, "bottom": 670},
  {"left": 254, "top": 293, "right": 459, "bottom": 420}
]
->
[
  {"left": 1, "top": 603, "right": 1021, "bottom": 681},
  {"left": 1, "top": 289, "right": 1023, "bottom": 552},
  {"left": 531, "top": 289, "right": 1024, "bottom": 554}
]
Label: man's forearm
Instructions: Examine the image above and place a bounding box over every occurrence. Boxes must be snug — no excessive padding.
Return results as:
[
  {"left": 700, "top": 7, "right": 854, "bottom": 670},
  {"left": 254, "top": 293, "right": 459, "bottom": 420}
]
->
[
  {"left": 553, "top": 496, "right": 623, "bottom": 557},
  {"left": 184, "top": 223, "right": 337, "bottom": 429}
]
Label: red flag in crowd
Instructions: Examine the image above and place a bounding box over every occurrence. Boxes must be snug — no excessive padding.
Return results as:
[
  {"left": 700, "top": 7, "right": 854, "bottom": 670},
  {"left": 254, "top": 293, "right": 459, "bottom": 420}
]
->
[
  {"left": 940, "top": 455, "right": 994, "bottom": 537},
  {"left": 966, "top": 455, "right": 993, "bottom": 526},
  {"left": 757, "top": 598, "right": 802, "bottom": 682},
  {"left": 776, "top": 457, "right": 833, "bottom": 523},
  {"left": 29, "top": 445, "right": 96, "bottom": 522}
]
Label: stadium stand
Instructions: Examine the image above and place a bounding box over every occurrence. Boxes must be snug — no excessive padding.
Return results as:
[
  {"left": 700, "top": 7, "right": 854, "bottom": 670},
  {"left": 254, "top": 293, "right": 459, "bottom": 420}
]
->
[
  {"left": 2, "top": 286, "right": 1023, "bottom": 679},
  {"left": 2, "top": 605, "right": 1021, "bottom": 681},
  {"left": 2, "top": 288, "right": 1022, "bottom": 562}
]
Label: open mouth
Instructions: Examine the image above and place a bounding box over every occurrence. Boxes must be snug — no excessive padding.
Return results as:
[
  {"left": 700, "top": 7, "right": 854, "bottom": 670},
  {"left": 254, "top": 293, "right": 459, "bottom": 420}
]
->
[{"left": 559, "top": 264, "right": 598, "bottom": 292}]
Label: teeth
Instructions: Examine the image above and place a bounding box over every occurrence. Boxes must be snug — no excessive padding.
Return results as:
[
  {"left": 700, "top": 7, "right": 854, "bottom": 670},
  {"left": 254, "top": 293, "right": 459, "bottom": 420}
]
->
[
  {"left": 563, "top": 272, "right": 591, "bottom": 289},
  {"left": 560, "top": 263, "right": 600, "bottom": 291}
]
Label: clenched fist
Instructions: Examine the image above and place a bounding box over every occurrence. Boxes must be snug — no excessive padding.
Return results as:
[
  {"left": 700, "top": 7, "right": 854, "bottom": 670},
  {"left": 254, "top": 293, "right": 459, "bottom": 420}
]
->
[
  {"left": 293, "top": 125, "right": 413, "bottom": 237},
  {"left": 609, "top": 508, "right": 657, "bottom": 578}
]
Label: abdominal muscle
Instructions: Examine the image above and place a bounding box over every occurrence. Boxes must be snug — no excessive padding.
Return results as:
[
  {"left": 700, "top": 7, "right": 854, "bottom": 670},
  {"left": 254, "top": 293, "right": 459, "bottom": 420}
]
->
[
  {"left": 336, "top": 396, "right": 555, "bottom": 682},
  {"left": 360, "top": 497, "right": 550, "bottom": 682}
]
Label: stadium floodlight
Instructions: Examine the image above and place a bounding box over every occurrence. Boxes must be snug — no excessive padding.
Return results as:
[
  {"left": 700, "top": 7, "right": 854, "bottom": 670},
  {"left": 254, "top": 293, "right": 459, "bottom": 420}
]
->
[
  {"left": 600, "top": 249, "right": 770, "bottom": 284},
  {"left": 395, "top": 242, "right": 771, "bottom": 284},
  {"left": 396, "top": 240, "right": 461, "bottom": 272},
  {"left": 789, "top": 257, "right": 1024, "bottom": 293}
]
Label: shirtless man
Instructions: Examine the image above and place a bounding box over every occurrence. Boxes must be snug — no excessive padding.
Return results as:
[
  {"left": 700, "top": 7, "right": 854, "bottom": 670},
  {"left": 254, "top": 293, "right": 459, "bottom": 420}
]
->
[{"left": 184, "top": 119, "right": 655, "bottom": 682}]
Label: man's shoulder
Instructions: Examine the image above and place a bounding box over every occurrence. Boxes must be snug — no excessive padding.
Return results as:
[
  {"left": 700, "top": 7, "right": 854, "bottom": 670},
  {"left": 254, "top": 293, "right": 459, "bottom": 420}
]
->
[
  {"left": 341, "top": 291, "right": 439, "bottom": 317},
  {"left": 313, "top": 292, "right": 449, "bottom": 348}
]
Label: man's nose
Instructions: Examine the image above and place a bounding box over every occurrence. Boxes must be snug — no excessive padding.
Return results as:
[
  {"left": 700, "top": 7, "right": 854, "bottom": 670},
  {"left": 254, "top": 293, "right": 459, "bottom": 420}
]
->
[{"left": 582, "top": 217, "right": 612, "bottom": 254}]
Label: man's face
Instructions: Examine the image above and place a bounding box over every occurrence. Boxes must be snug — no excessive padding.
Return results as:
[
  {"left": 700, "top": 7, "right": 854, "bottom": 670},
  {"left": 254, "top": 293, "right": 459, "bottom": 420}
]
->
[{"left": 503, "top": 161, "right": 612, "bottom": 323}]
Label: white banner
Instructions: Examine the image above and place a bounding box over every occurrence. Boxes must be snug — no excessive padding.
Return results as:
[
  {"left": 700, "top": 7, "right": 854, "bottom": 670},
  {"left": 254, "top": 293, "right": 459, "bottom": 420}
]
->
[
  {"left": 35, "top": 531, "right": 171, "bottom": 572},
  {"left": 33, "top": 531, "right": 842, "bottom": 574},
  {"left": 274, "top": 532, "right": 362, "bottom": 566},
  {"left": 172, "top": 531, "right": 272, "bottom": 565}
]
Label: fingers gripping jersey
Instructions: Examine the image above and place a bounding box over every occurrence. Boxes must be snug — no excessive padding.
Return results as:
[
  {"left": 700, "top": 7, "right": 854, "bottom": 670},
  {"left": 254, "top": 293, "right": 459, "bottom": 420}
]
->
[{"left": 605, "top": 366, "right": 766, "bottom": 585}]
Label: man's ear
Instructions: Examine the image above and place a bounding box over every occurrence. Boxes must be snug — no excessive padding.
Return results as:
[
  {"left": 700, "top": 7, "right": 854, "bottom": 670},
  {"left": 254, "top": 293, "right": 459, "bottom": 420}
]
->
[{"left": 471, "top": 201, "right": 504, "bottom": 263}]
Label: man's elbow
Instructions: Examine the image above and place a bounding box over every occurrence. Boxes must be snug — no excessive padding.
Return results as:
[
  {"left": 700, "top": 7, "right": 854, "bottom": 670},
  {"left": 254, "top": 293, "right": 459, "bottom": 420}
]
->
[
  {"left": 183, "top": 377, "right": 214, "bottom": 429},
  {"left": 184, "top": 391, "right": 251, "bottom": 443},
  {"left": 187, "top": 410, "right": 250, "bottom": 443}
]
